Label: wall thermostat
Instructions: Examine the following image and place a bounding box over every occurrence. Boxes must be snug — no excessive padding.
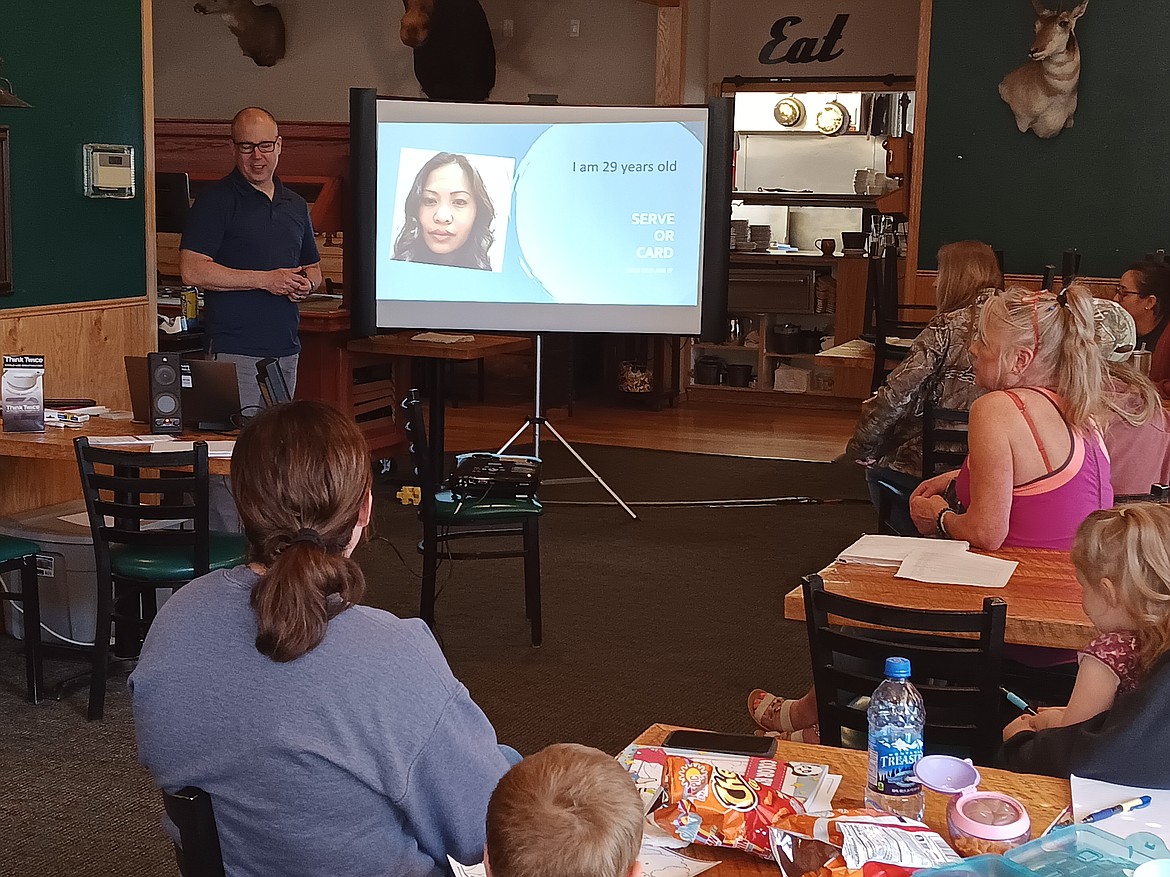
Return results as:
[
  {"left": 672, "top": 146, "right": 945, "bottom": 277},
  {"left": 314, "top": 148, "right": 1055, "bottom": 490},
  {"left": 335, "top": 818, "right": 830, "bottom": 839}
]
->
[{"left": 83, "top": 144, "right": 135, "bottom": 199}]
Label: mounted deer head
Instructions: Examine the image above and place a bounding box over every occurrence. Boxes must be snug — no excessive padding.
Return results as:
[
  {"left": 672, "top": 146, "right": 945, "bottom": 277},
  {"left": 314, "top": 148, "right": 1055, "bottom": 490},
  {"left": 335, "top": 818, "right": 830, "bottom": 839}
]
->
[
  {"left": 194, "top": 0, "right": 286, "bottom": 68},
  {"left": 1029, "top": 0, "right": 1088, "bottom": 60},
  {"left": 999, "top": 0, "right": 1088, "bottom": 138}
]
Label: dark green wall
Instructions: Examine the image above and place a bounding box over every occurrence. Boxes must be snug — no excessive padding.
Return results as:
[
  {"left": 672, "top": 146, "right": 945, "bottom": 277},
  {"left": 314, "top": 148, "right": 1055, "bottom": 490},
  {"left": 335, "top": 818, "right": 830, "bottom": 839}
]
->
[
  {"left": 919, "top": 0, "right": 1170, "bottom": 277},
  {"left": 0, "top": 4, "right": 146, "bottom": 307}
]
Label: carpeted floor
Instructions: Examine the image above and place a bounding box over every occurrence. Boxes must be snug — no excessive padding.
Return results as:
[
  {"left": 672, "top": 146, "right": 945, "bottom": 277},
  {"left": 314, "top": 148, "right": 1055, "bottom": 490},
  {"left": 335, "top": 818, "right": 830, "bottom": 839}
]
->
[{"left": 0, "top": 444, "right": 873, "bottom": 876}]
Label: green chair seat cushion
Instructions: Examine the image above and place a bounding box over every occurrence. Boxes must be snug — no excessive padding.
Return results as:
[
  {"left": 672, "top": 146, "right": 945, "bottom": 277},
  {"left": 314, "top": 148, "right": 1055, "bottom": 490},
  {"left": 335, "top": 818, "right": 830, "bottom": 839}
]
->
[
  {"left": 110, "top": 532, "right": 248, "bottom": 581},
  {"left": 433, "top": 490, "right": 542, "bottom": 523},
  {"left": 0, "top": 535, "right": 40, "bottom": 565}
]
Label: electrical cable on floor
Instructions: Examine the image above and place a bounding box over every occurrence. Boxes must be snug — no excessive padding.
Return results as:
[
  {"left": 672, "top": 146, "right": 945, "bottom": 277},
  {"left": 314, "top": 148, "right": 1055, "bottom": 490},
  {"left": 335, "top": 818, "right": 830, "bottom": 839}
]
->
[{"left": 540, "top": 496, "right": 871, "bottom": 509}]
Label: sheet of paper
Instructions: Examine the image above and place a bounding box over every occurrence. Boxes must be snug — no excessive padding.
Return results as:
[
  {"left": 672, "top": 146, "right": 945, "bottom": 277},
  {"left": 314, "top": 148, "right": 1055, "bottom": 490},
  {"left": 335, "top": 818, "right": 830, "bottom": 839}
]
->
[
  {"left": 152, "top": 440, "right": 235, "bottom": 458},
  {"left": 447, "top": 856, "right": 485, "bottom": 877},
  {"left": 412, "top": 332, "right": 475, "bottom": 343},
  {"left": 895, "top": 548, "right": 1017, "bottom": 588},
  {"left": 88, "top": 435, "right": 177, "bottom": 446},
  {"left": 1071, "top": 774, "right": 1170, "bottom": 851},
  {"left": 451, "top": 846, "right": 719, "bottom": 877},
  {"left": 638, "top": 847, "right": 719, "bottom": 877},
  {"left": 838, "top": 534, "right": 970, "bottom": 566},
  {"left": 807, "top": 773, "right": 842, "bottom": 813}
]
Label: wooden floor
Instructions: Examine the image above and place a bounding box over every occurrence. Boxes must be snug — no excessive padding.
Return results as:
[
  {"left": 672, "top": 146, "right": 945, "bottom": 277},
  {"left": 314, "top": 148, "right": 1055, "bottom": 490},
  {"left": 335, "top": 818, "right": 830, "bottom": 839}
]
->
[{"left": 441, "top": 398, "right": 859, "bottom": 461}]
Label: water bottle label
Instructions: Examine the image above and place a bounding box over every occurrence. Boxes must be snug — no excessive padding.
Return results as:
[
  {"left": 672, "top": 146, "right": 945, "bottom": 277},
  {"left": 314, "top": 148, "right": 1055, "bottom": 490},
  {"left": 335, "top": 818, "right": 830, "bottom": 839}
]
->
[{"left": 867, "top": 734, "right": 923, "bottom": 796}]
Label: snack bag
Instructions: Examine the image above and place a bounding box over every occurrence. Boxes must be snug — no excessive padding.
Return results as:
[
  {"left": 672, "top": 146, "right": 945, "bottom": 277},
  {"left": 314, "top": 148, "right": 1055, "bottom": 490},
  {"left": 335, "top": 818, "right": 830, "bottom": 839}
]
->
[
  {"left": 768, "top": 809, "right": 959, "bottom": 877},
  {"left": 652, "top": 755, "right": 804, "bottom": 858}
]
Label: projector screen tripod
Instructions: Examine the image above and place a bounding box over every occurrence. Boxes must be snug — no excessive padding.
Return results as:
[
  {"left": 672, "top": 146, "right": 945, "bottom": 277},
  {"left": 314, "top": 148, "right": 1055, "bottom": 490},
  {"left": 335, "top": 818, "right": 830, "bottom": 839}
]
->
[{"left": 498, "top": 334, "right": 637, "bottom": 520}]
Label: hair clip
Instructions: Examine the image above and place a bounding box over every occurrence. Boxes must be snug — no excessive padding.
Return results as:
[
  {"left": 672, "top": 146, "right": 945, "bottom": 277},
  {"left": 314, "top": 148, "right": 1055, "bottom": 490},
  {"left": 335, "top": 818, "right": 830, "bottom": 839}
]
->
[{"left": 1057, "top": 287, "right": 1071, "bottom": 308}]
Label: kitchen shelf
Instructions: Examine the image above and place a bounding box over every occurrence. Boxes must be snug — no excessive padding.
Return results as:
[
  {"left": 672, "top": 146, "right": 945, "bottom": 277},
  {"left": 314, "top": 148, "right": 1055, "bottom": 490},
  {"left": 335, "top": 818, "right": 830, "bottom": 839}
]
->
[
  {"left": 765, "top": 352, "right": 821, "bottom": 360},
  {"left": 732, "top": 191, "right": 877, "bottom": 208}
]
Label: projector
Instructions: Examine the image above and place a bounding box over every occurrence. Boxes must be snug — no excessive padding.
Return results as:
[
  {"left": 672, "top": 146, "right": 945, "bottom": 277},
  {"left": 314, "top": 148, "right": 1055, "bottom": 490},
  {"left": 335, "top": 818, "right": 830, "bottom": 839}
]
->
[{"left": 451, "top": 453, "right": 541, "bottom": 499}]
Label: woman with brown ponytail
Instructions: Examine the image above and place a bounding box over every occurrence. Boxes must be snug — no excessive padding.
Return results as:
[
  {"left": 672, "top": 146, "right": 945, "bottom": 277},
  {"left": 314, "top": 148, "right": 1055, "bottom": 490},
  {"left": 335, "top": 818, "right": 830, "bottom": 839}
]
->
[{"left": 131, "top": 401, "right": 515, "bottom": 877}]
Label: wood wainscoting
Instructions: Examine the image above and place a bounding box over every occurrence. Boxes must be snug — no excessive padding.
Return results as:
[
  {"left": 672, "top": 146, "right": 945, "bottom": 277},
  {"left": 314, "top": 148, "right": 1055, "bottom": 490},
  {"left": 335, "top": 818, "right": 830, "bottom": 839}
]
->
[{"left": 0, "top": 296, "right": 154, "bottom": 515}]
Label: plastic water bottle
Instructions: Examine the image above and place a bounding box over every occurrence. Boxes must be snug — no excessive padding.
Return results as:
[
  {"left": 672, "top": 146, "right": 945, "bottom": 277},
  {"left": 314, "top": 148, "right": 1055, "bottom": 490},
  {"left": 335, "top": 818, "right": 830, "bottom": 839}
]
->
[{"left": 865, "top": 656, "right": 925, "bottom": 820}]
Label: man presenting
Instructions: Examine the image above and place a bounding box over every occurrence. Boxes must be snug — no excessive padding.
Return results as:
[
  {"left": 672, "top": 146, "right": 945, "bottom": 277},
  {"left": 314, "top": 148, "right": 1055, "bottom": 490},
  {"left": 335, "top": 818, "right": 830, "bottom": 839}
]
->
[{"left": 180, "top": 107, "right": 322, "bottom": 413}]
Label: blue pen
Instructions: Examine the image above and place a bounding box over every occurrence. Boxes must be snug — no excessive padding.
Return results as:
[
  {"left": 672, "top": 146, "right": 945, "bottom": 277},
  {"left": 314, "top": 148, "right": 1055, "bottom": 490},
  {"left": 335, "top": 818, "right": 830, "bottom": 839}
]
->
[
  {"left": 1001, "top": 687, "right": 1039, "bottom": 716},
  {"left": 1082, "top": 796, "right": 1153, "bottom": 824}
]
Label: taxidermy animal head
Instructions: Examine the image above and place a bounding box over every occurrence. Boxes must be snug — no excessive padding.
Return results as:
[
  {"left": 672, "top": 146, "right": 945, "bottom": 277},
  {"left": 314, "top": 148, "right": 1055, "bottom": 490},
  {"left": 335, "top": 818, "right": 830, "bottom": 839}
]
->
[
  {"left": 1028, "top": 0, "right": 1087, "bottom": 60},
  {"left": 193, "top": 0, "right": 286, "bottom": 67},
  {"left": 998, "top": 0, "right": 1087, "bottom": 139},
  {"left": 401, "top": 0, "right": 434, "bottom": 47},
  {"left": 401, "top": 0, "right": 496, "bottom": 103}
]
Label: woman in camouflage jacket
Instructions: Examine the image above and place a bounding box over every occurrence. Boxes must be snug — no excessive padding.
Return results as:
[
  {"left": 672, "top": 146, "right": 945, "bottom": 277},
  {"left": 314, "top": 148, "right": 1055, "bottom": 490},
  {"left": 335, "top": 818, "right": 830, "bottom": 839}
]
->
[{"left": 847, "top": 241, "right": 1002, "bottom": 534}]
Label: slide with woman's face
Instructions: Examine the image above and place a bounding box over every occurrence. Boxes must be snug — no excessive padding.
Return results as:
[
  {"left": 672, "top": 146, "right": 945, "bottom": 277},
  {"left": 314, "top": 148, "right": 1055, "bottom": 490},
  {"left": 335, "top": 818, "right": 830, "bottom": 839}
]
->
[{"left": 375, "top": 115, "right": 708, "bottom": 308}]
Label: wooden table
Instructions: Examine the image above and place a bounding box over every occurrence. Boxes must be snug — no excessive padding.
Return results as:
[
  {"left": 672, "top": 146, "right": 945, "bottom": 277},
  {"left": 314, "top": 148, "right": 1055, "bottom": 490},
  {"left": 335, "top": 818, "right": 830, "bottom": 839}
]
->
[
  {"left": 0, "top": 418, "right": 235, "bottom": 516},
  {"left": 785, "top": 549, "right": 1092, "bottom": 650},
  {"left": 633, "top": 724, "right": 1070, "bottom": 876},
  {"left": 348, "top": 332, "right": 532, "bottom": 481}
]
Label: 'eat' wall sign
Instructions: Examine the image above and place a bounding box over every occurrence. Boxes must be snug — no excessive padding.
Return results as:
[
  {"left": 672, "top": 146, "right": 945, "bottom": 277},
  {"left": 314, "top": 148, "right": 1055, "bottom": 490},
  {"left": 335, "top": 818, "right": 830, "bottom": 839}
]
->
[
  {"left": 708, "top": 0, "right": 917, "bottom": 82},
  {"left": 759, "top": 14, "right": 849, "bottom": 65}
]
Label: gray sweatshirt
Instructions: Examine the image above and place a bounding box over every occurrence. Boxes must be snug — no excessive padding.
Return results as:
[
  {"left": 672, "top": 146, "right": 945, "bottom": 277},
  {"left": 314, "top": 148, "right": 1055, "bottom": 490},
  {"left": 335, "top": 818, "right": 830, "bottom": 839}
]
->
[{"left": 130, "top": 565, "right": 510, "bottom": 877}]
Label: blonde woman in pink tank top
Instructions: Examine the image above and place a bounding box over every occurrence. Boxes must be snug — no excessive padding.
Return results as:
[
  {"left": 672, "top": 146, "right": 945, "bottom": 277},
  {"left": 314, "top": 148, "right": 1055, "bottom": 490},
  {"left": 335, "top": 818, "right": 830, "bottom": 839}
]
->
[{"left": 909, "top": 285, "right": 1112, "bottom": 550}]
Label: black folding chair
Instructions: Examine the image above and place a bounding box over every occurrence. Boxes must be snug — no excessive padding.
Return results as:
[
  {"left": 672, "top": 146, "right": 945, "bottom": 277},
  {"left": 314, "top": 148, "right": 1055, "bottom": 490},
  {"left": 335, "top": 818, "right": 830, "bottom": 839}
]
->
[
  {"left": 922, "top": 403, "right": 970, "bottom": 479},
  {"left": 869, "top": 245, "right": 934, "bottom": 392},
  {"left": 0, "top": 537, "right": 44, "bottom": 702},
  {"left": 162, "top": 786, "right": 226, "bottom": 877},
  {"left": 74, "top": 438, "right": 247, "bottom": 720},
  {"left": 401, "top": 390, "right": 544, "bottom": 646},
  {"left": 803, "top": 575, "right": 1007, "bottom": 764}
]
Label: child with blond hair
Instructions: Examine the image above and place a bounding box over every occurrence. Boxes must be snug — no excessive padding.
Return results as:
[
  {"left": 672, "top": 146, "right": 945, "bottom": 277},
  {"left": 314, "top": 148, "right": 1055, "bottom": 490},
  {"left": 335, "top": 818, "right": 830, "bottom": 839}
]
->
[
  {"left": 1003, "top": 503, "right": 1170, "bottom": 782},
  {"left": 485, "top": 743, "right": 644, "bottom": 877}
]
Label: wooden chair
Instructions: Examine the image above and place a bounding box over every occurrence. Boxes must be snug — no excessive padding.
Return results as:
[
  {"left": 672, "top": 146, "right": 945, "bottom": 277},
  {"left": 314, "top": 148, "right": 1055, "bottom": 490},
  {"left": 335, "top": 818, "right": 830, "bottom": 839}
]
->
[
  {"left": 869, "top": 245, "right": 934, "bottom": 392},
  {"left": 802, "top": 575, "right": 1007, "bottom": 764},
  {"left": 0, "top": 537, "right": 44, "bottom": 702},
  {"left": 401, "top": 390, "right": 544, "bottom": 646},
  {"left": 74, "top": 438, "right": 248, "bottom": 720},
  {"left": 162, "top": 786, "right": 226, "bottom": 877}
]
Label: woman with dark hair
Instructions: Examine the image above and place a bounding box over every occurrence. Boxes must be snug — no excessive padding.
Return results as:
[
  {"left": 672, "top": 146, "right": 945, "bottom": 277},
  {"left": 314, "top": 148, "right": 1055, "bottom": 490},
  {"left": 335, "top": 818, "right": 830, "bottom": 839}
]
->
[
  {"left": 393, "top": 152, "right": 496, "bottom": 270},
  {"left": 130, "top": 401, "right": 514, "bottom": 877},
  {"left": 1114, "top": 260, "right": 1170, "bottom": 397}
]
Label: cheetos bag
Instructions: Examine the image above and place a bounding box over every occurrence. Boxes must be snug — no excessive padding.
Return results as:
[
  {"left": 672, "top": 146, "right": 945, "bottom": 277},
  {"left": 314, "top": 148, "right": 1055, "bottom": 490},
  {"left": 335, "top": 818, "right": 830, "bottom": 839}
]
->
[{"left": 652, "top": 755, "right": 804, "bottom": 858}]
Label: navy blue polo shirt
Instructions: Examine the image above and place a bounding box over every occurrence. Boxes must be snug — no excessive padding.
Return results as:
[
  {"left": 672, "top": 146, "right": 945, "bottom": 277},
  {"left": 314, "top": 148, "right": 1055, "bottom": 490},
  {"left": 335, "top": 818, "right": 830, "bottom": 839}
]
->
[{"left": 181, "top": 169, "right": 320, "bottom": 357}]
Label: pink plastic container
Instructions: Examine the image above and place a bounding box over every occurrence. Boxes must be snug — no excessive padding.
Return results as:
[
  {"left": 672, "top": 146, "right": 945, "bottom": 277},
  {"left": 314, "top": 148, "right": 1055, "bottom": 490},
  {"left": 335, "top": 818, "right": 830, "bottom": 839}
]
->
[{"left": 914, "top": 755, "right": 1031, "bottom": 857}]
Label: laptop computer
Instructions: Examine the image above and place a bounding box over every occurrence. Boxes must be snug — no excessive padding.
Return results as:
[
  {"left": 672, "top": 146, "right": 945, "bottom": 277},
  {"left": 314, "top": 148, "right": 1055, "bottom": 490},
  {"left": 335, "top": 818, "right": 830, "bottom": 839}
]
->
[{"left": 125, "top": 356, "right": 242, "bottom": 430}]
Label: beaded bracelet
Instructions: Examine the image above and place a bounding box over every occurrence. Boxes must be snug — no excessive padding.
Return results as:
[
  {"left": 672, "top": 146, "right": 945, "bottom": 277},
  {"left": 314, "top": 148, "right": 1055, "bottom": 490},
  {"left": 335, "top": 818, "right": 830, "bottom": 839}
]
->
[{"left": 936, "top": 507, "right": 953, "bottom": 538}]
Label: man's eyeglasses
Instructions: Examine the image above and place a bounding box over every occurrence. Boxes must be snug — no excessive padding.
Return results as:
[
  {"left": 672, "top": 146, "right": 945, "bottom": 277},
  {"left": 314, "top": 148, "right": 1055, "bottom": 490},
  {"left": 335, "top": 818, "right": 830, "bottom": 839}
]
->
[{"left": 233, "top": 140, "right": 278, "bottom": 154}]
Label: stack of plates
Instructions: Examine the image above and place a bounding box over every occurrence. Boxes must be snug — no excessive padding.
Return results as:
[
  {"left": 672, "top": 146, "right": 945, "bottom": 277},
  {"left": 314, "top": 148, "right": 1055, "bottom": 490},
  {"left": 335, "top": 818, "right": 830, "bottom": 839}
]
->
[
  {"left": 749, "top": 225, "right": 772, "bottom": 248},
  {"left": 731, "top": 219, "right": 750, "bottom": 236}
]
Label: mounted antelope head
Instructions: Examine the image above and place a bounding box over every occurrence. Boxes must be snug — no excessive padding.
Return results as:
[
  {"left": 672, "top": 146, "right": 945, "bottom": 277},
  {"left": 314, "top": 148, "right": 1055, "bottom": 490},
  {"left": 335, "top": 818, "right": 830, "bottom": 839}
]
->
[
  {"left": 1028, "top": 0, "right": 1087, "bottom": 60},
  {"left": 999, "top": 0, "right": 1088, "bottom": 139},
  {"left": 194, "top": 0, "right": 286, "bottom": 68}
]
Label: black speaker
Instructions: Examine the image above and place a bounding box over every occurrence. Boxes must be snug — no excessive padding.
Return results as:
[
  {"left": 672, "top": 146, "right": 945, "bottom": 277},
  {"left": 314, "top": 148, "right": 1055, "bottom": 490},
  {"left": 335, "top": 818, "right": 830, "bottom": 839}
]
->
[{"left": 148, "top": 352, "right": 183, "bottom": 434}]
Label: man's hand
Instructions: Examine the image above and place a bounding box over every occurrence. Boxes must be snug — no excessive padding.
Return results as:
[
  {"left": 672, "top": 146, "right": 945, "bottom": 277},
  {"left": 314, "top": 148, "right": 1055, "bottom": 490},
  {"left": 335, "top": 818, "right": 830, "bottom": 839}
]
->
[{"left": 264, "top": 267, "right": 314, "bottom": 297}]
